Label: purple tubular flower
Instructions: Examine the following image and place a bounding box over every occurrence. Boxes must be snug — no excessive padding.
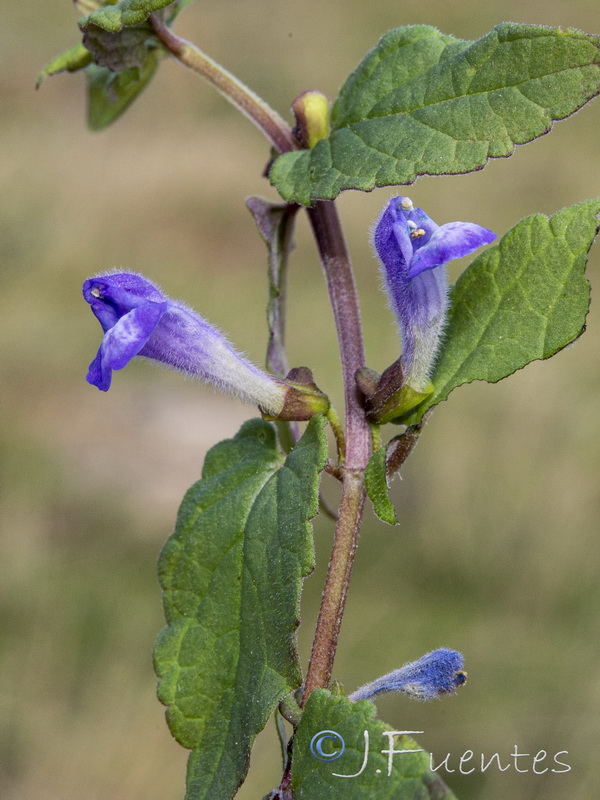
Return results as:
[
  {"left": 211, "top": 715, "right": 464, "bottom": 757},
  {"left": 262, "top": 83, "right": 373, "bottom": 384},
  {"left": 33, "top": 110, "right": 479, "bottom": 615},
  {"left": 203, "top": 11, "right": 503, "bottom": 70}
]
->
[
  {"left": 373, "top": 196, "right": 496, "bottom": 392},
  {"left": 349, "top": 648, "right": 466, "bottom": 702},
  {"left": 82, "top": 271, "right": 288, "bottom": 415}
]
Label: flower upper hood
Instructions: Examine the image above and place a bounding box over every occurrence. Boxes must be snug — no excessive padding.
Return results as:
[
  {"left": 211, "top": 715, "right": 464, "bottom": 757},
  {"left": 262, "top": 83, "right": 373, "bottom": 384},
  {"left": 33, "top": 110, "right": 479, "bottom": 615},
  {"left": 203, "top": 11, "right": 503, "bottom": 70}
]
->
[{"left": 373, "top": 196, "right": 496, "bottom": 392}]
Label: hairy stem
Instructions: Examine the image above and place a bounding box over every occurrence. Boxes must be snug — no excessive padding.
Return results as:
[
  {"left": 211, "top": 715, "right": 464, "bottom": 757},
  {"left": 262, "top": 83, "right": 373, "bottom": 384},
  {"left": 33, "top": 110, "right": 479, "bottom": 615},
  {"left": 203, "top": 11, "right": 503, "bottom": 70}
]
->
[
  {"left": 307, "top": 202, "right": 370, "bottom": 470},
  {"left": 150, "top": 14, "right": 297, "bottom": 153},
  {"left": 302, "top": 201, "right": 371, "bottom": 701},
  {"left": 303, "top": 471, "right": 366, "bottom": 701}
]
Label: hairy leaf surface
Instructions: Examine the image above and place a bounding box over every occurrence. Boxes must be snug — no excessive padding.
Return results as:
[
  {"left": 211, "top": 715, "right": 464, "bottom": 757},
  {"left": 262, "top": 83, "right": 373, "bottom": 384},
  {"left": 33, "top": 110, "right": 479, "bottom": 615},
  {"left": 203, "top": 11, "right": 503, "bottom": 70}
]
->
[
  {"left": 79, "top": 0, "right": 173, "bottom": 32},
  {"left": 365, "top": 447, "right": 397, "bottom": 525},
  {"left": 37, "top": 43, "right": 93, "bottom": 88},
  {"left": 403, "top": 199, "right": 600, "bottom": 424},
  {"left": 270, "top": 24, "right": 600, "bottom": 205},
  {"left": 292, "top": 691, "right": 456, "bottom": 799},
  {"left": 154, "top": 417, "right": 327, "bottom": 800},
  {"left": 86, "top": 51, "right": 160, "bottom": 129}
]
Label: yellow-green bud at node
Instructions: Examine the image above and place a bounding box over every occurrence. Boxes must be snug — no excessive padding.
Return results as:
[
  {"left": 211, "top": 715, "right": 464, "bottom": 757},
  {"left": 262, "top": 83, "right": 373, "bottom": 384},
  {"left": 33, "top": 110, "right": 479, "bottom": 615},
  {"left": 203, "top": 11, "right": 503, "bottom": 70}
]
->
[{"left": 292, "top": 90, "right": 330, "bottom": 149}]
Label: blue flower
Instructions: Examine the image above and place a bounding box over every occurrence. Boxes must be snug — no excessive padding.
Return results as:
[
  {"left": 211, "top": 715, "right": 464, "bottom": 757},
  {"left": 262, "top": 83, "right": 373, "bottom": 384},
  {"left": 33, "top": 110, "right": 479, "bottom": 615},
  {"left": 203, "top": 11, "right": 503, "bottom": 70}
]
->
[
  {"left": 83, "top": 271, "right": 293, "bottom": 415},
  {"left": 373, "top": 197, "right": 496, "bottom": 393},
  {"left": 349, "top": 648, "right": 466, "bottom": 702}
]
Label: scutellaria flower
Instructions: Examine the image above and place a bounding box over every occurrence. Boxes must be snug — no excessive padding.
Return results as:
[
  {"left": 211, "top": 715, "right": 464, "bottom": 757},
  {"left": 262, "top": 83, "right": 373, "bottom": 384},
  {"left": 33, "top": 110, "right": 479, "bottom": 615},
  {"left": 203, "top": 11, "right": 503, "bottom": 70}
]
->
[
  {"left": 83, "top": 271, "right": 328, "bottom": 420},
  {"left": 373, "top": 196, "right": 496, "bottom": 393},
  {"left": 349, "top": 648, "right": 466, "bottom": 702}
]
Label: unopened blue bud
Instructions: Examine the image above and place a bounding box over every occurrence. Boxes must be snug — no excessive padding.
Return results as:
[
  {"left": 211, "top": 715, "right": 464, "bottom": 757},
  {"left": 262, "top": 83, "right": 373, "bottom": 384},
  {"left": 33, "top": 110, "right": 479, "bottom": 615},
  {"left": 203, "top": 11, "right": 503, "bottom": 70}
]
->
[
  {"left": 349, "top": 648, "right": 466, "bottom": 702},
  {"left": 373, "top": 197, "right": 495, "bottom": 392}
]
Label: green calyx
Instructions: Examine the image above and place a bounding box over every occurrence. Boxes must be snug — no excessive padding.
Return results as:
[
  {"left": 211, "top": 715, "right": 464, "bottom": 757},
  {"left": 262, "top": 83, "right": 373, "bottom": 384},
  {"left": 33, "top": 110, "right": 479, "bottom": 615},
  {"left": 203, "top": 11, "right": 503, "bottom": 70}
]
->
[
  {"left": 356, "top": 363, "right": 433, "bottom": 424},
  {"left": 371, "top": 382, "right": 433, "bottom": 424},
  {"left": 263, "top": 367, "right": 330, "bottom": 422}
]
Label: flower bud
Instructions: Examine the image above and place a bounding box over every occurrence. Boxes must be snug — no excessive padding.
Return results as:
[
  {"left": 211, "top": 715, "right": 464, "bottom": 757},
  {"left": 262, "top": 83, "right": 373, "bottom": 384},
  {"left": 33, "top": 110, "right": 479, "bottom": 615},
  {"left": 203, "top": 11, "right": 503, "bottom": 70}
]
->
[
  {"left": 349, "top": 648, "right": 466, "bottom": 702},
  {"left": 292, "top": 90, "right": 330, "bottom": 149}
]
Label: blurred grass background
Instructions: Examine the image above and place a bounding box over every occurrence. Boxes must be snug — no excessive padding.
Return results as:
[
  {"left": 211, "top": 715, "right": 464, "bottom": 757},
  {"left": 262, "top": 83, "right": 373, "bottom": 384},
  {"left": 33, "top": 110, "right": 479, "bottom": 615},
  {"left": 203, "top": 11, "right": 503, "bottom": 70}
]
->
[{"left": 1, "top": 1, "right": 600, "bottom": 798}]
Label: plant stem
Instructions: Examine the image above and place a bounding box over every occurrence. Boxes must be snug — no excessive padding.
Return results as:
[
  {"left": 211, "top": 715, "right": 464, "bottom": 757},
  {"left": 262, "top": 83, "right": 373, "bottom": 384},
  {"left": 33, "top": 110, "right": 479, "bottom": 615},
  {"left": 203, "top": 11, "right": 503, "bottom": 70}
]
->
[
  {"left": 303, "top": 471, "right": 366, "bottom": 701},
  {"left": 306, "top": 202, "right": 370, "bottom": 471},
  {"left": 302, "top": 201, "right": 371, "bottom": 701},
  {"left": 149, "top": 14, "right": 297, "bottom": 154},
  {"left": 149, "top": 19, "right": 372, "bottom": 699}
]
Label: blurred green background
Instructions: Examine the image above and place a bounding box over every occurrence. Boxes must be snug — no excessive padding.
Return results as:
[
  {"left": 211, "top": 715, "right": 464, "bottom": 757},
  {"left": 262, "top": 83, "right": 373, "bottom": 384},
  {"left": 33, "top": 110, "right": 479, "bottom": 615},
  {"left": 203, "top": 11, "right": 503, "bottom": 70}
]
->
[{"left": 2, "top": 1, "right": 600, "bottom": 799}]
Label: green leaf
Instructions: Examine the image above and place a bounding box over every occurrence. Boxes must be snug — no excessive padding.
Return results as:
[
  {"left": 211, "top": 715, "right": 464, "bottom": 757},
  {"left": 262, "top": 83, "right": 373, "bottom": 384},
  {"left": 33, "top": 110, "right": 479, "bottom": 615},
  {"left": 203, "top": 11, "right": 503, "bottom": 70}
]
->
[
  {"left": 403, "top": 199, "right": 600, "bottom": 424},
  {"left": 270, "top": 23, "right": 600, "bottom": 205},
  {"left": 365, "top": 427, "right": 422, "bottom": 524},
  {"left": 365, "top": 447, "right": 397, "bottom": 525},
  {"left": 36, "top": 43, "right": 93, "bottom": 88},
  {"left": 292, "top": 690, "right": 457, "bottom": 799},
  {"left": 86, "top": 50, "right": 160, "bottom": 129},
  {"left": 79, "top": 0, "right": 173, "bottom": 32},
  {"left": 154, "top": 417, "right": 327, "bottom": 800}
]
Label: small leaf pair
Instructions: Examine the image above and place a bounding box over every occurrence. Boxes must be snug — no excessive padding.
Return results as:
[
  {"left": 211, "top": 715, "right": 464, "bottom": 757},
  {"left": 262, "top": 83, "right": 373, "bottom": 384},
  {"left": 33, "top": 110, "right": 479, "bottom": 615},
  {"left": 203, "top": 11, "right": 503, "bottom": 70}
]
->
[{"left": 37, "top": 0, "right": 193, "bottom": 129}]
